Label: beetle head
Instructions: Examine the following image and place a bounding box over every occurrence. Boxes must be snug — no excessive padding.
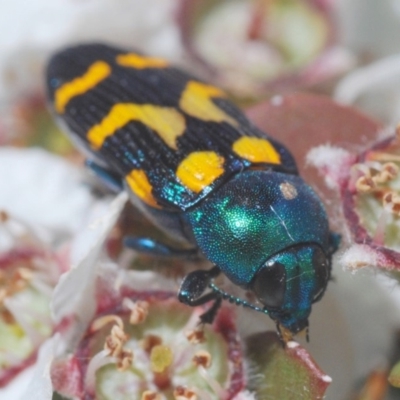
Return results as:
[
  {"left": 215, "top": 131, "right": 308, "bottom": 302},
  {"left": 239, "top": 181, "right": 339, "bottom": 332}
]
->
[{"left": 250, "top": 244, "right": 330, "bottom": 333}]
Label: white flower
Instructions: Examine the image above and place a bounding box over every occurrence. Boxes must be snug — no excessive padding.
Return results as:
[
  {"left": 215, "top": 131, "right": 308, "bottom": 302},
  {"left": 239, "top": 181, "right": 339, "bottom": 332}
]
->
[{"left": 0, "top": 147, "right": 103, "bottom": 250}]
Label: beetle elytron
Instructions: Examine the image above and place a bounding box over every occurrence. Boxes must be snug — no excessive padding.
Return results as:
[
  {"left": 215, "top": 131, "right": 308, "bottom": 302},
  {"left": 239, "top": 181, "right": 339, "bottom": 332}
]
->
[{"left": 46, "top": 43, "right": 337, "bottom": 336}]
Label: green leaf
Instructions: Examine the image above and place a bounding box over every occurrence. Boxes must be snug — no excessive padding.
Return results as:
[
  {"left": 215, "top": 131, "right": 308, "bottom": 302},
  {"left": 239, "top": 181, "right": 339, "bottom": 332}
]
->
[
  {"left": 246, "top": 332, "right": 330, "bottom": 400},
  {"left": 389, "top": 361, "right": 400, "bottom": 388}
]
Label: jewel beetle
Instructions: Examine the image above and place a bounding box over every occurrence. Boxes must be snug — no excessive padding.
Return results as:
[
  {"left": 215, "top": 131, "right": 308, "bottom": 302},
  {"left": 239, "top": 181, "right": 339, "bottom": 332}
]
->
[{"left": 46, "top": 43, "right": 338, "bottom": 336}]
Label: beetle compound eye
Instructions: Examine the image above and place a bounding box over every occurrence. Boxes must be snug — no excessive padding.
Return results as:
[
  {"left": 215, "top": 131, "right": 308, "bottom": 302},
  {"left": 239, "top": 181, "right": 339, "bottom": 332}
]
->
[
  {"left": 312, "top": 247, "right": 329, "bottom": 300},
  {"left": 252, "top": 261, "right": 286, "bottom": 309}
]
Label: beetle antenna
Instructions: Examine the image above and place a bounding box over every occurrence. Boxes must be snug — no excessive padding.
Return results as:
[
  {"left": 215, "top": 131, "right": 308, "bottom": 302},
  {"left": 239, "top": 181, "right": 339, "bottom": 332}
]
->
[{"left": 208, "top": 282, "right": 269, "bottom": 315}]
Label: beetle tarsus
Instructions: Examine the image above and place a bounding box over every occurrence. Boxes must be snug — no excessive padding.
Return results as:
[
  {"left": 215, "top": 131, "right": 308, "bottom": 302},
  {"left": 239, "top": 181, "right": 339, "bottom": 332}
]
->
[{"left": 199, "top": 297, "right": 222, "bottom": 325}]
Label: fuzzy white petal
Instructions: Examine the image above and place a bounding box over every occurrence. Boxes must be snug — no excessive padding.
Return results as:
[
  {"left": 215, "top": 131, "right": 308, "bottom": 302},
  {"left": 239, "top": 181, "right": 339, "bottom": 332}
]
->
[
  {"left": 20, "top": 334, "right": 63, "bottom": 400},
  {"left": 51, "top": 192, "right": 127, "bottom": 329},
  {"left": 0, "top": 147, "right": 97, "bottom": 248}
]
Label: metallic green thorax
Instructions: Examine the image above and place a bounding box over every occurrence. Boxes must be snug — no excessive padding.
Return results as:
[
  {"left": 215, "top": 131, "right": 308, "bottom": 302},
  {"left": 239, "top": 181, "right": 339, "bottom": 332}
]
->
[{"left": 186, "top": 170, "right": 330, "bottom": 287}]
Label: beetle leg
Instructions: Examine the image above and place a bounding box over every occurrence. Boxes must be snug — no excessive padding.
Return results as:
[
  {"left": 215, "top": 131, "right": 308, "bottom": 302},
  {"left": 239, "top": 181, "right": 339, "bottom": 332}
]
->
[
  {"left": 124, "top": 236, "right": 198, "bottom": 258},
  {"left": 178, "top": 266, "right": 221, "bottom": 304},
  {"left": 199, "top": 296, "right": 222, "bottom": 324},
  {"left": 85, "top": 159, "right": 124, "bottom": 192},
  {"left": 178, "top": 266, "right": 222, "bottom": 324}
]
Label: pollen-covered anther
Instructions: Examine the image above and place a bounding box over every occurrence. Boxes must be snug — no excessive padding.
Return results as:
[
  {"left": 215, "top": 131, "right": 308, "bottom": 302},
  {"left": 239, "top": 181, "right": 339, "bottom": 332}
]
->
[
  {"left": 383, "top": 191, "right": 400, "bottom": 216},
  {"left": 192, "top": 350, "right": 212, "bottom": 369},
  {"left": 141, "top": 390, "right": 162, "bottom": 400},
  {"left": 1, "top": 308, "right": 15, "bottom": 324},
  {"left": 104, "top": 324, "right": 128, "bottom": 358},
  {"left": 355, "top": 175, "right": 376, "bottom": 192},
  {"left": 123, "top": 297, "right": 149, "bottom": 324},
  {"left": 116, "top": 348, "right": 134, "bottom": 371},
  {"left": 173, "top": 386, "right": 198, "bottom": 400},
  {"left": 0, "top": 210, "right": 9, "bottom": 222},
  {"left": 15, "top": 267, "right": 33, "bottom": 282},
  {"left": 372, "top": 162, "right": 399, "bottom": 184},
  {"left": 141, "top": 334, "right": 163, "bottom": 353},
  {"left": 91, "top": 314, "right": 124, "bottom": 332},
  {"left": 185, "top": 327, "right": 206, "bottom": 344},
  {"left": 130, "top": 301, "right": 149, "bottom": 324}
]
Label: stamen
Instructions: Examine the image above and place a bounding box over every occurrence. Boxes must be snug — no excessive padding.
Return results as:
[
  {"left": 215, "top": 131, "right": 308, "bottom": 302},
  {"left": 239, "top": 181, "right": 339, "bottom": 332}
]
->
[
  {"left": 355, "top": 175, "right": 375, "bottom": 192},
  {"left": 141, "top": 334, "right": 163, "bottom": 353},
  {"left": 3, "top": 297, "right": 45, "bottom": 346},
  {"left": 196, "top": 366, "right": 225, "bottom": 399},
  {"left": 116, "top": 348, "right": 133, "bottom": 371},
  {"left": 85, "top": 349, "right": 111, "bottom": 392},
  {"left": 142, "top": 391, "right": 162, "bottom": 400},
  {"left": 185, "top": 328, "right": 206, "bottom": 344},
  {"left": 123, "top": 298, "right": 149, "bottom": 324},
  {"left": 373, "top": 162, "right": 399, "bottom": 183},
  {"left": 192, "top": 350, "right": 212, "bottom": 369},
  {"left": 91, "top": 314, "right": 124, "bottom": 332},
  {"left": 104, "top": 324, "right": 128, "bottom": 358},
  {"left": 92, "top": 314, "right": 135, "bottom": 371},
  {"left": 383, "top": 191, "right": 400, "bottom": 216},
  {"left": 173, "top": 386, "right": 198, "bottom": 400}
]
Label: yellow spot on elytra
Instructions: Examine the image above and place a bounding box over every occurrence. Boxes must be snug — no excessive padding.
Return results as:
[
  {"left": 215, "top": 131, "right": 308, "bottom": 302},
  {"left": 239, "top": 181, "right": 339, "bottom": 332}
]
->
[
  {"left": 179, "top": 81, "right": 237, "bottom": 125},
  {"left": 87, "top": 103, "right": 185, "bottom": 149},
  {"left": 177, "top": 151, "right": 225, "bottom": 193},
  {"left": 233, "top": 137, "right": 281, "bottom": 164},
  {"left": 150, "top": 345, "right": 173, "bottom": 373},
  {"left": 54, "top": 61, "right": 111, "bottom": 113},
  {"left": 116, "top": 53, "right": 169, "bottom": 69},
  {"left": 126, "top": 169, "right": 159, "bottom": 208}
]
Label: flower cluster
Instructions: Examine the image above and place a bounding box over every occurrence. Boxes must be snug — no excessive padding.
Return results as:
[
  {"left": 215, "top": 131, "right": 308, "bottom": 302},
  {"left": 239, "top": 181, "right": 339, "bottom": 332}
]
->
[{"left": 3, "top": 0, "right": 400, "bottom": 399}]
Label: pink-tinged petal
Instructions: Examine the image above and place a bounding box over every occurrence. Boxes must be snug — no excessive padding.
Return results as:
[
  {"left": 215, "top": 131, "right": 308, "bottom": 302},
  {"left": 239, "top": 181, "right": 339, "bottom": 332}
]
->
[
  {"left": 0, "top": 147, "right": 99, "bottom": 249},
  {"left": 177, "top": 0, "right": 350, "bottom": 98},
  {"left": 20, "top": 334, "right": 62, "bottom": 400},
  {"left": 335, "top": 55, "right": 400, "bottom": 124},
  {"left": 51, "top": 355, "right": 83, "bottom": 399},
  {"left": 319, "top": 130, "right": 400, "bottom": 270},
  {"left": 0, "top": 247, "right": 64, "bottom": 387},
  {"left": 51, "top": 192, "right": 128, "bottom": 326},
  {"left": 340, "top": 244, "right": 400, "bottom": 271}
]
